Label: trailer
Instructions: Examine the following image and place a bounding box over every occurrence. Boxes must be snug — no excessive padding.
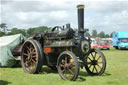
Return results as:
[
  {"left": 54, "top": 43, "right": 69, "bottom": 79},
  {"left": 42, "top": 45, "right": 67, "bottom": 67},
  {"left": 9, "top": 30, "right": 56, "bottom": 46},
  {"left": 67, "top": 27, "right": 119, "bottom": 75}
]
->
[{"left": 112, "top": 32, "right": 128, "bottom": 49}]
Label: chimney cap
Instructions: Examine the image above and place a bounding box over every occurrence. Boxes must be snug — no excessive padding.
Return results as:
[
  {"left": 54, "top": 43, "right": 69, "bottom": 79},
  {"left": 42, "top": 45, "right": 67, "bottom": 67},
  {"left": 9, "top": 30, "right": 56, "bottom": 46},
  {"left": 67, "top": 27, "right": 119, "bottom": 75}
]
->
[{"left": 77, "top": 5, "right": 85, "bottom": 9}]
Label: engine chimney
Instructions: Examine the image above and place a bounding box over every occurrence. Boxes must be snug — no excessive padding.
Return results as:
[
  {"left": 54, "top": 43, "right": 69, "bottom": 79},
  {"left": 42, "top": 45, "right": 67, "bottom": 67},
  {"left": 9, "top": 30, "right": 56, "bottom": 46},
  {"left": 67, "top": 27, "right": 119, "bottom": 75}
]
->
[{"left": 77, "top": 5, "right": 85, "bottom": 38}]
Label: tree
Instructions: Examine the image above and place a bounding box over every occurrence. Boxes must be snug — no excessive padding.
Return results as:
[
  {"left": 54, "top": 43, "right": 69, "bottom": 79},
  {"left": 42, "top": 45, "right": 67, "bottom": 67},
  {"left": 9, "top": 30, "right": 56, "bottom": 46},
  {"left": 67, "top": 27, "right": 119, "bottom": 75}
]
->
[
  {"left": 110, "top": 31, "right": 116, "bottom": 38},
  {"left": 27, "top": 26, "right": 49, "bottom": 37},
  {"left": 8, "top": 28, "right": 26, "bottom": 36},
  {"left": 92, "top": 29, "right": 97, "bottom": 38},
  {"left": 97, "top": 31, "right": 105, "bottom": 38},
  {"left": 0, "top": 23, "right": 7, "bottom": 33},
  {"left": 27, "top": 28, "right": 34, "bottom": 37},
  {"left": 105, "top": 34, "right": 110, "bottom": 38},
  {"left": 0, "top": 30, "right": 5, "bottom": 37}
]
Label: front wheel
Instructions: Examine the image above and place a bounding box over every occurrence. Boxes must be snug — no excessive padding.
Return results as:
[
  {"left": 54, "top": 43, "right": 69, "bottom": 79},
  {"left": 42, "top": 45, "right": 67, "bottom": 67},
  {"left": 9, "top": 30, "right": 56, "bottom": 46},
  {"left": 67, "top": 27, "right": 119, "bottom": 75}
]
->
[
  {"left": 85, "top": 49, "right": 106, "bottom": 76},
  {"left": 57, "top": 51, "right": 79, "bottom": 81}
]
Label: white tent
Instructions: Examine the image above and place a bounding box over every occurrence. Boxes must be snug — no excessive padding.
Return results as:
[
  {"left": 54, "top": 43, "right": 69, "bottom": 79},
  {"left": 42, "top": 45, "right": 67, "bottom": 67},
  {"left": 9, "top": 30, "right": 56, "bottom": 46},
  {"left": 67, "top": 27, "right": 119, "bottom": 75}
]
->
[{"left": 0, "top": 34, "right": 25, "bottom": 67}]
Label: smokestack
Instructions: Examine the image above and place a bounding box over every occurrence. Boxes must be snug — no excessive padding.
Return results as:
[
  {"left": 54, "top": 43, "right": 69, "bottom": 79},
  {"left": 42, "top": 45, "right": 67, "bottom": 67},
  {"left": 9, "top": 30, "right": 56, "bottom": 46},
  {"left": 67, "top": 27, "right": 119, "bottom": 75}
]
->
[{"left": 77, "top": 5, "right": 85, "bottom": 38}]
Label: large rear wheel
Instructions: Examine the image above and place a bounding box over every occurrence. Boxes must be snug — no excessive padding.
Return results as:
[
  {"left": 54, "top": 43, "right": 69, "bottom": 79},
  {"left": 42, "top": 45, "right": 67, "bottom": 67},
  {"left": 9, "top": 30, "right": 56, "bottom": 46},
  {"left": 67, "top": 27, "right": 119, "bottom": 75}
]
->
[
  {"left": 85, "top": 49, "right": 106, "bottom": 75},
  {"left": 57, "top": 51, "right": 79, "bottom": 81},
  {"left": 21, "top": 40, "right": 42, "bottom": 74},
  {"left": 33, "top": 40, "right": 44, "bottom": 67}
]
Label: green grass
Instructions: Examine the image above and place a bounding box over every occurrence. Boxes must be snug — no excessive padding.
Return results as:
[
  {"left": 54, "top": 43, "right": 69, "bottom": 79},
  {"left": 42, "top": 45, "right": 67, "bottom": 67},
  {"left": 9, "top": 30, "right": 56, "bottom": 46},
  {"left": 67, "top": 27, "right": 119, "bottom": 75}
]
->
[{"left": 0, "top": 48, "right": 128, "bottom": 85}]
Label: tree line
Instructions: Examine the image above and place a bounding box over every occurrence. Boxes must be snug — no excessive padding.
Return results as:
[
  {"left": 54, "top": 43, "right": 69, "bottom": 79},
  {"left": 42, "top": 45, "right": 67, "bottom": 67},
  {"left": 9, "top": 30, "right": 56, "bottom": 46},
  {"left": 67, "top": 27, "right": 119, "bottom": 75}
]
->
[
  {"left": 88, "top": 29, "right": 114, "bottom": 38},
  {"left": 0, "top": 23, "right": 50, "bottom": 37},
  {"left": 0, "top": 23, "right": 114, "bottom": 38}
]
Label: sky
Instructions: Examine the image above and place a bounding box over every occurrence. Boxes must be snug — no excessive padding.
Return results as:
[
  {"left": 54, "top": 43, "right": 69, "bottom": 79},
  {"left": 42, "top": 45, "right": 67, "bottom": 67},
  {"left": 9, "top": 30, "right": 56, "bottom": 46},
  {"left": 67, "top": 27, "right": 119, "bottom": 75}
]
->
[{"left": 0, "top": 0, "right": 128, "bottom": 34}]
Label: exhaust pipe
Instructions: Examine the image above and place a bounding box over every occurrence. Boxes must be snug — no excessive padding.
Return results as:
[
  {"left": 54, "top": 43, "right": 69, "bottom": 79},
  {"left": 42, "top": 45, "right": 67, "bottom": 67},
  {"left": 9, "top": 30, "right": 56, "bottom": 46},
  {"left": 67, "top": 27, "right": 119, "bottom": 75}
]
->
[{"left": 77, "top": 5, "right": 85, "bottom": 38}]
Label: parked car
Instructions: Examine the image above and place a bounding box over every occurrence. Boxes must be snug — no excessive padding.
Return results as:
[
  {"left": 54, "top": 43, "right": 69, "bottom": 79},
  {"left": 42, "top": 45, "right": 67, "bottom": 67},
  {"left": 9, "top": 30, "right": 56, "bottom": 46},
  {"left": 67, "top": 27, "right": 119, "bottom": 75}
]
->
[{"left": 98, "top": 42, "right": 110, "bottom": 50}]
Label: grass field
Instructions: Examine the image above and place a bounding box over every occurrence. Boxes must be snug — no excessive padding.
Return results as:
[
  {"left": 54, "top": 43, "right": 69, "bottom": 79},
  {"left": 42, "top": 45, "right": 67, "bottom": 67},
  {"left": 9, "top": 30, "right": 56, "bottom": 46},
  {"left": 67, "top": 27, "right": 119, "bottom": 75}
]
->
[{"left": 0, "top": 48, "right": 128, "bottom": 85}]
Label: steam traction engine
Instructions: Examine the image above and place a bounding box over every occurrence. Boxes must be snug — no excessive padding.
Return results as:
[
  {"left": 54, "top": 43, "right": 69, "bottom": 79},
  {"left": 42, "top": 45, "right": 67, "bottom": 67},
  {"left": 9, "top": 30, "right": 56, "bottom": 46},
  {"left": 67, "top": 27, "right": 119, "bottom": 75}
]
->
[{"left": 21, "top": 5, "right": 106, "bottom": 81}]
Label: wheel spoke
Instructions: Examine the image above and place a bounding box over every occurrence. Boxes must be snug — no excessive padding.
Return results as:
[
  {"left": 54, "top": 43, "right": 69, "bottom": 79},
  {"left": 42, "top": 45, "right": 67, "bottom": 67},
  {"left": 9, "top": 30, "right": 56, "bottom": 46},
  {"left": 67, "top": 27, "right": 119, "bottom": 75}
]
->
[
  {"left": 64, "top": 69, "right": 67, "bottom": 76},
  {"left": 94, "top": 66, "right": 98, "bottom": 73},
  {"left": 98, "top": 62, "right": 103, "bottom": 64},
  {"left": 27, "top": 50, "right": 30, "bottom": 54},
  {"left": 97, "top": 64, "right": 102, "bottom": 69},
  {"left": 26, "top": 46, "right": 30, "bottom": 51},
  {"left": 91, "top": 53, "right": 95, "bottom": 60},
  {"left": 32, "top": 49, "right": 35, "bottom": 53},
  {"left": 65, "top": 57, "right": 67, "bottom": 64},
  {"left": 23, "top": 53, "right": 28, "bottom": 56},
  {"left": 92, "top": 66, "right": 95, "bottom": 72},
  {"left": 97, "top": 56, "right": 101, "bottom": 61},
  {"left": 30, "top": 44, "right": 33, "bottom": 52},
  {"left": 90, "top": 53, "right": 93, "bottom": 58},
  {"left": 25, "top": 61, "right": 30, "bottom": 64},
  {"left": 32, "top": 56, "right": 37, "bottom": 58},
  {"left": 32, "top": 59, "right": 37, "bottom": 64},
  {"left": 88, "top": 64, "right": 92, "bottom": 68},
  {"left": 25, "top": 61, "right": 30, "bottom": 67},
  {"left": 68, "top": 62, "right": 72, "bottom": 66},
  {"left": 68, "top": 69, "right": 74, "bottom": 75},
  {"left": 60, "top": 64, "right": 65, "bottom": 67},
  {"left": 62, "top": 68, "right": 66, "bottom": 73},
  {"left": 87, "top": 62, "right": 92, "bottom": 65},
  {"left": 88, "top": 57, "right": 92, "bottom": 61},
  {"left": 68, "top": 61, "right": 74, "bottom": 67}
]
